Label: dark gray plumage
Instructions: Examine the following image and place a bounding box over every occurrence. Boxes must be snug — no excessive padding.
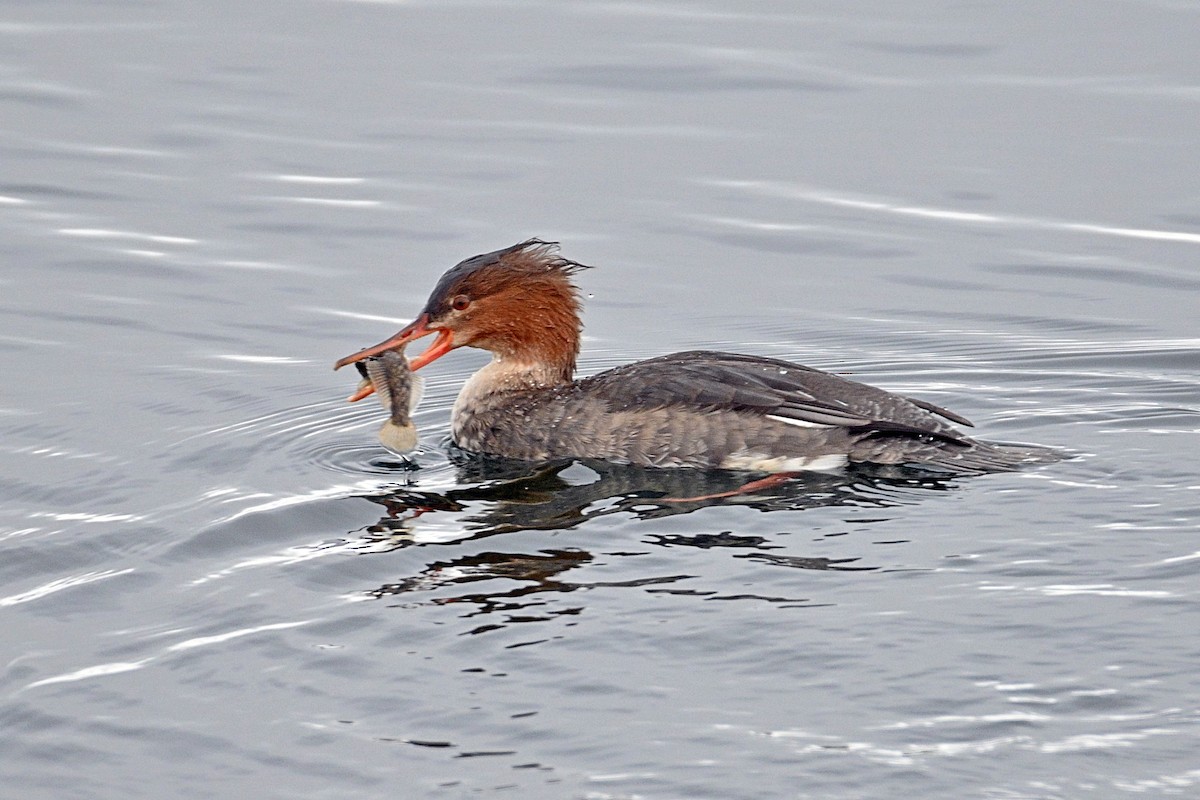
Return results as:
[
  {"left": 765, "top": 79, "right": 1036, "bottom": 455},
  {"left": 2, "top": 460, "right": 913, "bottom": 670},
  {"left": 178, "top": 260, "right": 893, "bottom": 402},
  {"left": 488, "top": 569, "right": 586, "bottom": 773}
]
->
[{"left": 452, "top": 350, "right": 1060, "bottom": 474}]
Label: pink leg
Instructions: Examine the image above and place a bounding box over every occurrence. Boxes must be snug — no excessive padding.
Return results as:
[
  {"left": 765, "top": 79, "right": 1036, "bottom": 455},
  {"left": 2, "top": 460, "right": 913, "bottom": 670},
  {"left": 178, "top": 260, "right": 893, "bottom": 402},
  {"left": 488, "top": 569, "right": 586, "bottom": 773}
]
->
[{"left": 659, "top": 472, "right": 803, "bottom": 503}]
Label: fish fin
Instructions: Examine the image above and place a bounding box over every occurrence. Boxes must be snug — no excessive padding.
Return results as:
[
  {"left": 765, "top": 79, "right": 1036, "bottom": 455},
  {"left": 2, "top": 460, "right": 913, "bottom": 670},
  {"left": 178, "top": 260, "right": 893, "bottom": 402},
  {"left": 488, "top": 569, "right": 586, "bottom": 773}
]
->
[
  {"left": 364, "top": 359, "right": 394, "bottom": 411},
  {"left": 348, "top": 378, "right": 375, "bottom": 403},
  {"left": 406, "top": 372, "right": 425, "bottom": 417},
  {"left": 378, "top": 420, "right": 418, "bottom": 453}
]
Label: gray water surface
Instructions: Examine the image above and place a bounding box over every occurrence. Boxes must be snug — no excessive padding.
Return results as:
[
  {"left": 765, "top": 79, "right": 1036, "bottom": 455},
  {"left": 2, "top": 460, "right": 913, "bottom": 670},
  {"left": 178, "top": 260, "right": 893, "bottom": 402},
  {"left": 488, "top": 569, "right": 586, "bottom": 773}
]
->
[{"left": 3, "top": 2, "right": 1199, "bottom": 798}]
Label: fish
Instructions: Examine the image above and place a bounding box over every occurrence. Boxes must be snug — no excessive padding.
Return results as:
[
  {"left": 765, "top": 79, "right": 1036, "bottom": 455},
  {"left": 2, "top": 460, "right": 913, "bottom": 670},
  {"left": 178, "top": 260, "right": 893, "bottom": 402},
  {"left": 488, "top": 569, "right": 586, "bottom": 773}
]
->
[{"left": 353, "top": 347, "right": 424, "bottom": 453}]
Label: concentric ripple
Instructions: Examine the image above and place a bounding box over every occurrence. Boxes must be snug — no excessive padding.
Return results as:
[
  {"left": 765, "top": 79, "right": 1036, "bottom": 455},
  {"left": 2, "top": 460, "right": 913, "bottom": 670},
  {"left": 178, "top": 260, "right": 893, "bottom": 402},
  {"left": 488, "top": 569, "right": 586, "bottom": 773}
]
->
[
  {"left": 304, "top": 439, "right": 424, "bottom": 475},
  {"left": 172, "top": 371, "right": 464, "bottom": 479}
]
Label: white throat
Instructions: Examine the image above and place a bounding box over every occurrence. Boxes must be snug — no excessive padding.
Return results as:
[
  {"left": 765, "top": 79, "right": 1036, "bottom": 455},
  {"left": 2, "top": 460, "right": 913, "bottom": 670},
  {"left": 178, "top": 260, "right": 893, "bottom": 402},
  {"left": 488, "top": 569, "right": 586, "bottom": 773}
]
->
[{"left": 451, "top": 354, "right": 564, "bottom": 423}]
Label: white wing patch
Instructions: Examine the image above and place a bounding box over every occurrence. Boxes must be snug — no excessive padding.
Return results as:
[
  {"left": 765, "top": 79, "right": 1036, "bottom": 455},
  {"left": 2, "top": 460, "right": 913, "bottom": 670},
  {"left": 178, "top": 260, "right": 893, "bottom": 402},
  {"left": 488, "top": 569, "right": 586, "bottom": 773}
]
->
[
  {"left": 765, "top": 414, "right": 835, "bottom": 429},
  {"left": 721, "top": 451, "right": 849, "bottom": 473}
]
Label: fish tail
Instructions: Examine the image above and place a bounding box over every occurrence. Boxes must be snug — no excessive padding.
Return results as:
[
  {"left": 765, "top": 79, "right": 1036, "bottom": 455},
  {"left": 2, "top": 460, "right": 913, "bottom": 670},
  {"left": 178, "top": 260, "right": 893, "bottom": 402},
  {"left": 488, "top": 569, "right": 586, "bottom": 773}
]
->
[{"left": 378, "top": 420, "right": 418, "bottom": 453}]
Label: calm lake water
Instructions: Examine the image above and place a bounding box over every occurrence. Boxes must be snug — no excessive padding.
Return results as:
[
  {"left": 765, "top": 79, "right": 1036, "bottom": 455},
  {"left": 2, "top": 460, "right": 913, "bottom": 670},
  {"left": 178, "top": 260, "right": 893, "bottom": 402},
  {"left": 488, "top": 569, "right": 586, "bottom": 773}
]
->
[{"left": 3, "top": 2, "right": 1199, "bottom": 798}]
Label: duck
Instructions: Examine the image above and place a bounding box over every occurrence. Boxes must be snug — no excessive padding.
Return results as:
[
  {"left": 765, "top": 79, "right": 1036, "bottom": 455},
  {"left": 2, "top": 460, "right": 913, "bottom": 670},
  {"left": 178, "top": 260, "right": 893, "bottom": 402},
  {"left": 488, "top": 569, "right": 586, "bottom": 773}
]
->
[{"left": 334, "top": 239, "right": 1060, "bottom": 476}]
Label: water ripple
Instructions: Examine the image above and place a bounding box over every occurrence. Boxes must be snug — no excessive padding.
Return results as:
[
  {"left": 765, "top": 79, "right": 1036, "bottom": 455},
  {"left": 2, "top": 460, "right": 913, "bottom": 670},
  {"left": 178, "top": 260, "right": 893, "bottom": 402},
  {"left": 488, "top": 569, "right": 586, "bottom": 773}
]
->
[
  {"left": 707, "top": 180, "right": 1200, "bottom": 245},
  {"left": 304, "top": 440, "right": 421, "bottom": 476}
]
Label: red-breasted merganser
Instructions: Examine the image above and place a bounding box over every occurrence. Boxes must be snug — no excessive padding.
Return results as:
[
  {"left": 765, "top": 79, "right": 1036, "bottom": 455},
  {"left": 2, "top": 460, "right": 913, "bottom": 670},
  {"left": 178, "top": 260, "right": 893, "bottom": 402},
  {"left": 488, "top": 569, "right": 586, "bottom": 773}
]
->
[{"left": 334, "top": 239, "right": 1060, "bottom": 474}]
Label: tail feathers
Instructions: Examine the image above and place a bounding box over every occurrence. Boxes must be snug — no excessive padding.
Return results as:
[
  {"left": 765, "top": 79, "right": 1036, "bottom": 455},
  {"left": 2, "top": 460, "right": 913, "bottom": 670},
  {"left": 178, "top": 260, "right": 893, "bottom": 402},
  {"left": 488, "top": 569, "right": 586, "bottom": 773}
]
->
[
  {"left": 904, "top": 439, "right": 1065, "bottom": 475},
  {"left": 849, "top": 432, "right": 1065, "bottom": 475}
]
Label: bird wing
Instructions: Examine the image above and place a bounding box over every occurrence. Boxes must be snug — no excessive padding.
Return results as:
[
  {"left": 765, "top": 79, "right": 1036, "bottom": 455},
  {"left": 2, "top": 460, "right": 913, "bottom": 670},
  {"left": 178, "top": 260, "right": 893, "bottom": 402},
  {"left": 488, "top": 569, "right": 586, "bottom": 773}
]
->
[{"left": 580, "top": 351, "right": 973, "bottom": 443}]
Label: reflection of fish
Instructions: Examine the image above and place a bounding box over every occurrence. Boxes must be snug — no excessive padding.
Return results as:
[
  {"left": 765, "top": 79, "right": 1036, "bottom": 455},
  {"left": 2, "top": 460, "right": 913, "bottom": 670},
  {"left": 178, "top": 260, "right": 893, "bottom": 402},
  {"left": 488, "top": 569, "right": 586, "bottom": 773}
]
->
[{"left": 354, "top": 348, "right": 424, "bottom": 453}]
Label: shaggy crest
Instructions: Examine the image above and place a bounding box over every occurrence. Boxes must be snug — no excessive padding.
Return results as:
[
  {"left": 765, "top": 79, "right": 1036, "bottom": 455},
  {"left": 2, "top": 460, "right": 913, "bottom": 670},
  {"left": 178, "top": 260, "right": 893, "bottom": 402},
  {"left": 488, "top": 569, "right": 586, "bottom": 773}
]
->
[
  {"left": 418, "top": 238, "right": 592, "bottom": 381},
  {"left": 422, "top": 238, "right": 590, "bottom": 318}
]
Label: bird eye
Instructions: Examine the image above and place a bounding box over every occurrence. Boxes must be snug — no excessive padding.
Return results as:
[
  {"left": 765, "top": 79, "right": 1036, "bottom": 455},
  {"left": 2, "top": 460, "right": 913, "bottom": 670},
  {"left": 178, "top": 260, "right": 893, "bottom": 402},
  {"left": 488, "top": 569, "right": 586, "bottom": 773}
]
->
[{"left": 451, "top": 294, "right": 471, "bottom": 311}]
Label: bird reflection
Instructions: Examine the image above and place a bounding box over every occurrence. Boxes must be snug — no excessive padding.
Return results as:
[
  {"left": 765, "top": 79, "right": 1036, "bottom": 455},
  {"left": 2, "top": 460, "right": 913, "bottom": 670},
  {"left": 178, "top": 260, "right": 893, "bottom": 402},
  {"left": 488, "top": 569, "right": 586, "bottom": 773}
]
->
[
  {"left": 368, "top": 548, "right": 693, "bottom": 635},
  {"left": 355, "top": 449, "right": 959, "bottom": 545},
  {"left": 348, "top": 453, "right": 960, "bottom": 626}
]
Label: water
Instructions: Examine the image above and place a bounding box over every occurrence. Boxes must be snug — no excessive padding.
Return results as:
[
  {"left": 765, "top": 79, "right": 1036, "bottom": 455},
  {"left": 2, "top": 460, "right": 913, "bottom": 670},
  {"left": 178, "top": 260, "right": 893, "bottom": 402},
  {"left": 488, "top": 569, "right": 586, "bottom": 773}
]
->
[{"left": 3, "top": 1, "right": 1199, "bottom": 798}]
